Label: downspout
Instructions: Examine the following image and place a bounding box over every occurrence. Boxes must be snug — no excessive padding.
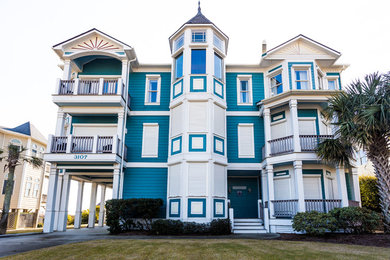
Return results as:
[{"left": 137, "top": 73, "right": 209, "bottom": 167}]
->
[{"left": 118, "top": 57, "right": 136, "bottom": 198}]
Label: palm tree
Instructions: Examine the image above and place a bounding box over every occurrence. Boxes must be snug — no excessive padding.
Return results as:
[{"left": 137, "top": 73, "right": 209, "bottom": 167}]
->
[
  {"left": 0, "top": 144, "right": 43, "bottom": 234},
  {"left": 317, "top": 72, "right": 390, "bottom": 232}
]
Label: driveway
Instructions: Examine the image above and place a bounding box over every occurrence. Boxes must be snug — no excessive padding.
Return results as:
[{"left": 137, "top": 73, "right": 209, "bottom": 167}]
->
[{"left": 0, "top": 227, "right": 279, "bottom": 257}]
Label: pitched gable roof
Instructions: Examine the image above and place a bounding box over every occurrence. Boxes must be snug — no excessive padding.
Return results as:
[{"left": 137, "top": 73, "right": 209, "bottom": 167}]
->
[{"left": 3, "top": 122, "right": 47, "bottom": 144}]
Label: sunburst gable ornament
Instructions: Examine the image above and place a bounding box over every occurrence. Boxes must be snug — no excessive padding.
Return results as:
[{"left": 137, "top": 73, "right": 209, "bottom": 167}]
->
[{"left": 71, "top": 36, "right": 120, "bottom": 51}]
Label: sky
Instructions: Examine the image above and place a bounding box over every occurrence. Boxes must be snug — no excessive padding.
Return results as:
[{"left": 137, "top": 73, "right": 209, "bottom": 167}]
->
[{"left": 1, "top": 0, "right": 389, "bottom": 213}]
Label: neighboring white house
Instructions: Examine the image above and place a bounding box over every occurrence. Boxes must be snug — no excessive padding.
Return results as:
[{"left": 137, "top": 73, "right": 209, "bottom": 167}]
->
[
  {"left": 0, "top": 122, "right": 50, "bottom": 229},
  {"left": 43, "top": 5, "right": 361, "bottom": 234}
]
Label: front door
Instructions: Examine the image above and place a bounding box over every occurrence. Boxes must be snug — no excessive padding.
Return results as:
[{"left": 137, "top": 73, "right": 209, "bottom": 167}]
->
[{"left": 228, "top": 177, "right": 259, "bottom": 218}]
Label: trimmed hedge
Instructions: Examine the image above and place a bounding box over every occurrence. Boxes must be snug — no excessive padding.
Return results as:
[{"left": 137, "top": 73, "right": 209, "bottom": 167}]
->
[
  {"left": 359, "top": 176, "right": 381, "bottom": 212},
  {"left": 106, "top": 198, "right": 163, "bottom": 234},
  {"left": 150, "top": 219, "right": 231, "bottom": 235},
  {"left": 292, "top": 207, "right": 381, "bottom": 235}
]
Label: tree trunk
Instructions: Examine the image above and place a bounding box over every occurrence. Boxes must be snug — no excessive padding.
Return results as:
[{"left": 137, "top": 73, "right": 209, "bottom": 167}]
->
[
  {"left": 0, "top": 166, "right": 15, "bottom": 235},
  {"left": 368, "top": 136, "right": 390, "bottom": 233}
]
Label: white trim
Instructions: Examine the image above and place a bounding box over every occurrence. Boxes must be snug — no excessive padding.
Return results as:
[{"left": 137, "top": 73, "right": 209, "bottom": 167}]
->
[
  {"left": 78, "top": 75, "right": 121, "bottom": 79},
  {"left": 237, "top": 123, "right": 255, "bottom": 158},
  {"left": 129, "top": 111, "right": 170, "bottom": 116},
  {"left": 326, "top": 76, "right": 339, "bottom": 90},
  {"left": 236, "top": 75, "right": 253, "bottom": 105},
  {"left": 144, "top": 75, "right": 161, "bottom": 105},
  {"left": 291, "top": 65, "right": 312, "bottom": 90},
  {"left": 141, "top": 123, "right": 159, "bottom": 158},
  {"left": 227, "top": 163, "right": 262, "bottom": 170},
  {"left": 126, "top": 162, "right": 168, "bottom": 168},
  {"left": 226, "top": 111, "right": 260, "bottom": 116},
  {"left": 268, "top": 69, "right": 283, "bottom": 97},
  {"left": 71, "top": 123, "right": 117, "bottom": 127}
]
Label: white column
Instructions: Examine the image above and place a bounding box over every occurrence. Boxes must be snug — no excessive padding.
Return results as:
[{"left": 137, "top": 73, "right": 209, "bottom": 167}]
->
[
  {"left": 117, "top": 111, "right": 125, "bottom": 139},
  {"left": 74, "top": 181, "right": 84, "bottom": 229},
  {"left": 294, "top": 160, "right": 305, "bottom": 212},
  {"left": 88, "top": 182, "right": 98, "bottom": 228},
  {"left": 266, "top": 165, "right": 275, "bottom": 218},
  {"left": 351, "top": 167, "right": 361, "bottom": 205},
  {"left": 43, "top": 165, "right": 58, "bottom": 233},
  {"left": 57, "top": 173, "right": 71, "bottom": 232},
  {"left": 98, "top": 186, "right": 106, "bottom": 227},
  {"left": 289, "top": 99, "right": 301, "bottom": 152},
  {"left": 112, "top": 165, "right": 120, "bottom": 199},
  {"left": 336, "top": 166, "right": 349, "bottom": 207},
  {"left": 63, "top": 60, "right": 72, "bottom": 80},
  {"left": 263, "top": 108, "right": 271, "bottom": 157},
  {"left": 53, "top": 174, "right": 63, "bottom": 231},
  {"left": 55, "top": 110, "right": 66, "bottom": 136}
]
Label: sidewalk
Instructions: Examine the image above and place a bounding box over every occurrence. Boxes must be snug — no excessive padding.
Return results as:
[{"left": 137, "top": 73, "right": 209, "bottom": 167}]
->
[{"left": 0, "top": 227, "right": 279, "bottom": 257}]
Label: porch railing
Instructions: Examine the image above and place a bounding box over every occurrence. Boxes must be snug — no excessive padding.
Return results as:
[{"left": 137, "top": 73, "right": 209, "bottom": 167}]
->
[
  {"left": 348, "top": 200, "right": 360, "bottom": 207},
  {"left": 300, "top": 135, "right": 333, "bottom": 151},
  {"left": 305, "top": 199, "right": 341, "bottom": 213},
  {"left": 97, "top": 136, "right": 114, "bottom": 153},
  {"left": 49, "top": 135, "right": 123, "bottom": 155},
  {"left": 56, "top": 78, "right": 124, "bottom": 97},
  {"left": 271, "top": 199, "right": 298, "bottom": 218},
  {"left": 71, "top": 136, "right": 94, "bottom": 153},
  {"left": 269, "top": 135, "right": 294, "bottom": 155}
]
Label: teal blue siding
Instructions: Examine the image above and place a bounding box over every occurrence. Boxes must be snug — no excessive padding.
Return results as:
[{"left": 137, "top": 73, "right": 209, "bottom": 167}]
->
[
  {"left": 78, "top": 58, "right": 122, "bottom": 75},
  {"left": 326, "top": 72, "right": 342, "bottom": 90},
  {"left": 70, "top": 115, "right": 117, "bottom": 134},
  {"left": 288, "top": 62, "right": 315, "bottom": 90},
  {"left": 125, "top": 116, "right": 169, "bottom": 162},
  {"left": 128, "top": 72, "right": 171, "bottom": 111},
  {"left": 226, "top": 73, "right": 264, "bottom": 111},
  {"left": 226, "top": 116, "right": 264, "bottom": 163},
  {"left": 298, "top": 109, "right": 320, "bottom": 135},
  {"left": 123, "top": 167, "right": 167, "bottom": 217}
]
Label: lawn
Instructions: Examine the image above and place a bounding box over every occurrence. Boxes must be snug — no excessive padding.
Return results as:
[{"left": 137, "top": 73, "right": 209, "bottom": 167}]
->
[{"left": 5, "top": 239, "right": 390, "bottom": 260}]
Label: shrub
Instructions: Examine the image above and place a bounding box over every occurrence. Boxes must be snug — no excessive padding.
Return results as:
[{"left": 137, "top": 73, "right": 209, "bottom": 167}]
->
[
  {"left": 67, "top": 215, "right": 75, "bottom": 225},
  {"left": 105, "top": 198, "right": 163, "bottom": 234},
  {"left": 37, "top": 223, "right": 43, "bottom": 228},
  {"left": 209, "top": 219, "right": 231, "bottom": 235},
  {"left": 292, "top": 211, "right": 337, "bottom": 236},
  {"left": 151, "top": 219, "right": 184, "bottom": 235},
  {"left": 183, "top": 222, "right": 208, "bottom": 234},
  {"left": 359, "top": 176, "right": 381, "bottom": 212},
  {"left": 329, "top": 207, "right": 381, "bottom": 234}
]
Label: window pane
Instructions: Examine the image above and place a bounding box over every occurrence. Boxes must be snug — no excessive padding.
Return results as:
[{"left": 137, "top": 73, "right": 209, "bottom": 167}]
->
[
  {"left": 214, "top": 53, "right": 222, "bottom": 79},
  {"left": 295, "top": 70, "right": 308, "bottom": 81},
  {"left": 328, "top": 80, "right": 336, "bottom": 90},
  {"left": 277, "top": 84, "right": 283, "bottom": 94},
  {"left": 149, "top": 92, "right": 157, "bottom": 103},
  {"left": 241, "top": 92, "right": 248, "bottom": 103},
  {"left": 175, "top": 53, "right": 183, "bottom": 79},
  {"left": 213, "top": 34, "right": 223, "bottom": 50},
  {"left": 175, "top": 34, "right": 184, "bottom": 51},
  {"left": 149, "top": 80, "right": 158, "bottom": 91},
  {"left": 240, "top": 80, "right": 248, "bottom": 91},
  {"left": 192, "top": 31, "right": 206, "bottom": 42},
  {"left": 191, "top": 49, "right": 206, "bottom": 74}
]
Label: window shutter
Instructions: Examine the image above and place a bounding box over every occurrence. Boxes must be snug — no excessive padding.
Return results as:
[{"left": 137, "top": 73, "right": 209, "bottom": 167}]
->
[
  {"left": 238, "top": 124, "right": 255, "bottom": 158},
  {"left": 142, "top": 124, "right": 159, "bottom": 157}
]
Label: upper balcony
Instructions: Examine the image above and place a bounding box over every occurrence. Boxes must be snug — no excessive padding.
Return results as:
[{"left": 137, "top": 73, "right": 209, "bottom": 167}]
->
[
  {"left": 44, "top": 134, "right": 127, "bottom": 163},
  {"left": 52, "top": 78, "right": 129, "bottom": 107}
]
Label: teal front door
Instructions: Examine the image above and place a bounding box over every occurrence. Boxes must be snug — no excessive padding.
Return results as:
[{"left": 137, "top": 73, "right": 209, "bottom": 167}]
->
[{"left": 228, "top": 177, "right": 259, "bottom": 218}]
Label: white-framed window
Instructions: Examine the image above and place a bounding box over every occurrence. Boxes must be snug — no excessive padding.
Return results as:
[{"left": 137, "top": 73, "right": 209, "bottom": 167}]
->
[
  {"left": 192, "top": 30, "right": 206, "bottom": 43},
  {"left": 213, "top": 33, "right": 223, "bottom": 51},
  {"left": 144, "top": 75, "right": 161, "bottom": 105},
  {"left": 10, "top": 139, "right": 22, "bottom": 150},
  {"left": 174, "top": 34, "right": 184, "bottom": 52},
  {"left": 292, "top": 66, "right": 311, "bottom": 90},
  {"left": 237, "top": 75, "right": 253, "bottom": 105},
  {"left": 238, "top": 123, "right": 255, "bottom": 158},
  {"left": 38, "top": 147, "right": 45, "bottom": 158},
  {"left": 141, "top": 123, "right": 159, "bottom": 158},
  {"left": 327, "top": 78, "right": 339, "bottom": 90},
  {"left": 317, "top": 70, "right": 324, "bottom": 90},
  {"left": 32, "top": 144, "right": 38, "bottom": 157},
  {"left": 33, "top": 182, "right": 39, "bottom": 198},
  {"left": 25, "top": 177, "right": 32, "bottom": 197},
  {"left": 270, "top": 71, "right": 283, "bottom": 96}
]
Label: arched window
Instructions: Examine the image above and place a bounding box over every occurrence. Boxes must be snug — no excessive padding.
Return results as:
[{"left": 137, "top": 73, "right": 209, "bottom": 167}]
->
[
  {"left": 10, "top": 139, "right": 22, "bottom": 147},
  {"left": 32, "top": 144, "right": 38, "bottom": 157}
]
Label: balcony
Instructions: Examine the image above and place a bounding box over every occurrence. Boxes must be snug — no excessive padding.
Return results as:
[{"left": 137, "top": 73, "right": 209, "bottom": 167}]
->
[
  {"left": 268, "top": 135, "right": 333, "bottom": 156},
  {"left": 52, "top": 78, "right": 128, "bottom": 107},
  {"left": 45, "top": 135, "right": 127, "bottom": 163}
]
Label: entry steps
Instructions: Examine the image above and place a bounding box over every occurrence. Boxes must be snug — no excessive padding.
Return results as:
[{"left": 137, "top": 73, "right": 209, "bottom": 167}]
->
[{"left": 233, "top": 219, "right": 267, "bottom": 234}]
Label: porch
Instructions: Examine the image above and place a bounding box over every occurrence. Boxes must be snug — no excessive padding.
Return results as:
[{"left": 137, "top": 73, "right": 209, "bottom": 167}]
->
[{"left": 268, "top": 135, "right": 333, "bottom": 156}]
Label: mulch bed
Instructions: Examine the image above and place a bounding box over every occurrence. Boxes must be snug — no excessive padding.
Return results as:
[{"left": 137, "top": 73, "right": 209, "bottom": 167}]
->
[{"left": 278, "top": 233, "right": 390, "bottom": 248}]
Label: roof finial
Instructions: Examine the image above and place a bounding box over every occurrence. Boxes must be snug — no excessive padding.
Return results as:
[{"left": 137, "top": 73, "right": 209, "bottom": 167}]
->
[{"left": 198, "top": 1, "right": 201, "bottom": 14}]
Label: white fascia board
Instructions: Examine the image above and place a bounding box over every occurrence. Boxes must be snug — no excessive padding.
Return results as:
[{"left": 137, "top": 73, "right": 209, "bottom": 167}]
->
[
  {"left": 126, "top": 162, "right": 168, "bottom": 168},
  {"left": 227, "top": 163, "right": 262, "bottom": 170}
]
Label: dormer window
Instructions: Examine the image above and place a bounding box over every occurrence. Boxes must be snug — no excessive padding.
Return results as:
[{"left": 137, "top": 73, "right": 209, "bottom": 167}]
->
[
  {"left": 295, "top": 69, "right": 310, "bottom": 90},
  {"left": 270, "top": 73, "right": 283, "bottom": 96},
  {"left": 192, "top": 31, "right": 206, "bottom": 43},
  {"left": 174, "top": 34, "right": 184, "bottom": 52}
]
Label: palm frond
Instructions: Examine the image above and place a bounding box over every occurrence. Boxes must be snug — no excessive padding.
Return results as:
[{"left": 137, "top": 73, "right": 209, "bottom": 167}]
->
[{"left": 316, "top": 138, "right": 355, "bottom": 167}]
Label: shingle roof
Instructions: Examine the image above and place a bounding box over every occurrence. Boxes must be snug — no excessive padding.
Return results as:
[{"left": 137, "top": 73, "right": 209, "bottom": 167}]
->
[{"left": 185, "top": 4, "right": 213, "bottom": 25}]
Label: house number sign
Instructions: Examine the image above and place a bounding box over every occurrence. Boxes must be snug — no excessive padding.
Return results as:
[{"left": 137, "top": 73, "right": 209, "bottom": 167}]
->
[{"left": 74, "top": 155, "right": 88, "bottom": 159}]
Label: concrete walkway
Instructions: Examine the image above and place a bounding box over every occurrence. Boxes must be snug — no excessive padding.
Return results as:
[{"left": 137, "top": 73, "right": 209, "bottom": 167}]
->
[{"left": 0, "top": 227, "right": 279, "bottom": 258}]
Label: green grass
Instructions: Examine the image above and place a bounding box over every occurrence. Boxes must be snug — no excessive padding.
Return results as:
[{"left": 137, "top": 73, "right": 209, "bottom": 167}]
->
[{"left": 5, "top": 239, "right": 390, "bottom": 260}]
